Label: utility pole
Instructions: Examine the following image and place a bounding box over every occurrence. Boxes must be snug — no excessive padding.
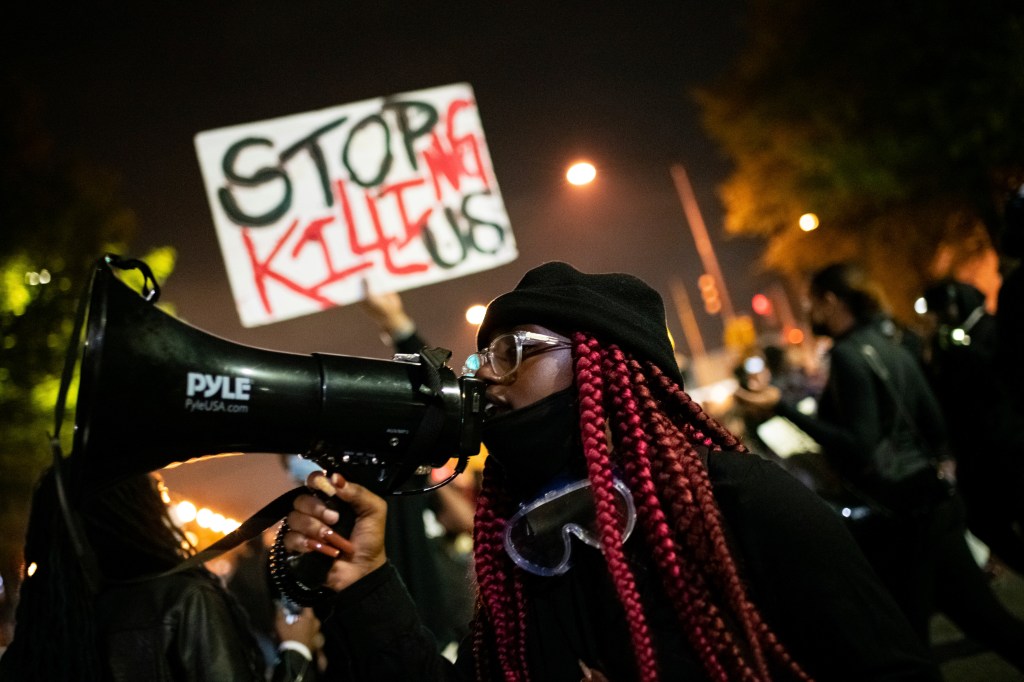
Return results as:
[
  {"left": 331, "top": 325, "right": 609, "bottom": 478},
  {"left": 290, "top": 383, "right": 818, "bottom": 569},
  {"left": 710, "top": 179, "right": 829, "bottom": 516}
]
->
[
  {"left": 670, "top": 164, "right": 736, "bottom": 323},
  {"left": 668, "top": 276, "right": 713, "bottom": 387}
]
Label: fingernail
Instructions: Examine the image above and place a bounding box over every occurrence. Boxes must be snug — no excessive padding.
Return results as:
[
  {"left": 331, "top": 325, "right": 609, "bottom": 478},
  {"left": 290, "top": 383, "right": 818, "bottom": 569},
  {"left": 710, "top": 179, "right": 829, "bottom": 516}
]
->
[
  {"left": 330, "top": 473, "right": 347, "bottom": 489},
  {"left": 310, "top": 475, "right": 337, "bottom": 497},
  {"left": 321, "top": 508, "right": 340, "bottom": 525},
  {"left": 339, "top": 535, "right": 355, "bottom": 556},
  {"left": 578, "top": 660, "right": 593, "bottom": 681},
  {"left": 322, "top": 529, "right": 355, "bottom": 555},
  {"left": 305, "top": 538, "right": 340, "bottom": 559}
]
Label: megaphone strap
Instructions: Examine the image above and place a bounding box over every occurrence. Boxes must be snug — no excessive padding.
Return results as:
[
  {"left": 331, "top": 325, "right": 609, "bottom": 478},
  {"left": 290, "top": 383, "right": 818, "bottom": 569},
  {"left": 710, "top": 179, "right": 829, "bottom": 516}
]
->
[
  {"left": 52, "top": 259, "right": 101, "bottom": 452},
  {"left": 112, "top": 486, "right": 307, "bottom": 585},
  {"left": 50, "top": 255, "right": 165, "bottom": 593},
  {"left": 49, "top": 256, "right": 111, "bottom": 593},
  {"left": 269, "top": 520, "right": 338, "bottom": 607}
]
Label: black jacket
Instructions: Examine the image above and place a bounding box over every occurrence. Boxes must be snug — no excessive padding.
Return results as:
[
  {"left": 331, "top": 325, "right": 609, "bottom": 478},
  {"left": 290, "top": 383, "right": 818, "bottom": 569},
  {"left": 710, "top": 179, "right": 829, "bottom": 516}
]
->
[
  {"left": 95, "top": 568, "right": 313, "bottom": 682},
  {"left": 778, "top": 324, "right": 951, "bottom": 483},
  {"left": 313, "top": 450, "right": 940, "bottom": 681}
]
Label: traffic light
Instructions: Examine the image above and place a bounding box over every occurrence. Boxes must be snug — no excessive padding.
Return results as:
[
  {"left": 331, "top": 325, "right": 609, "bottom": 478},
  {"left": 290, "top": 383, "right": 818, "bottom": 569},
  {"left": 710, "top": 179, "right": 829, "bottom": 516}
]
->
[
  {"left": 751, "top": 293, "right": 772, "bottom": 317},
  {"left": 723, "top": 315, "right": 757, "bottom": 353},
  {"left": 697, "top": 273, "right": 721, "bottom": 315}
]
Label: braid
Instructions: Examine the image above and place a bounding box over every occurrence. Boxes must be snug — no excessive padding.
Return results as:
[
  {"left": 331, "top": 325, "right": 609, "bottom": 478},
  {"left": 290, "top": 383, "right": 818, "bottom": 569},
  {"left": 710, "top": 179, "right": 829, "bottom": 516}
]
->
[
  {"left": 471, "top": 597, "right": 492, "bottom": 682},
  {"left": 633, "top": 398, "right": 763, "bottom": 678},
  {"left": 574, "top": 334, "right": 660, "bottom": 682},
  {"left": 512, "top": 572, "right": 531, "bottom": 676},
  {"left": 472, "top": 466, "right": 529, "bottom": 682},
  {"left": 647, "top": 357, "right": 809, "bottom": 680},
  {"left": 593, "top": 336, "right": 812, "bottom": 681},
  {"left": 646, "top": 361, "right": 747, "bottom": 454},
  {"left": 602, "top": 349, "right": 732, "bottom": 680}
]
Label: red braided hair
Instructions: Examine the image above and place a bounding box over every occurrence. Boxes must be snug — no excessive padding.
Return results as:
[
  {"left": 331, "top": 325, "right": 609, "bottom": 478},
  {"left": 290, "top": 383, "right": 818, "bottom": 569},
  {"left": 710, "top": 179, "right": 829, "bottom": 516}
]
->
[
  {"left": 575, "top": 336, "right": 660, "bottom": 681},
  {"left": 470, "top": 332, "right": 811, "bottom": 682},
  {"left": 471, "top": 466, "right": 528, "bottom": 682},
  {"left": 599, "top": 335, "right": 811, "bottom": 681}
]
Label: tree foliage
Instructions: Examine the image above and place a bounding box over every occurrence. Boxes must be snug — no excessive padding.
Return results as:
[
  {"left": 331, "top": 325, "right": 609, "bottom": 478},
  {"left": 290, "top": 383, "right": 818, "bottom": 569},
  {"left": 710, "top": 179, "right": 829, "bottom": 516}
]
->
[
  {"left": 0, "top": 79, "right": 176, "bottom": 614},
  {"left": 697, "top": 0, "right": 1024, "bottom": 319}
]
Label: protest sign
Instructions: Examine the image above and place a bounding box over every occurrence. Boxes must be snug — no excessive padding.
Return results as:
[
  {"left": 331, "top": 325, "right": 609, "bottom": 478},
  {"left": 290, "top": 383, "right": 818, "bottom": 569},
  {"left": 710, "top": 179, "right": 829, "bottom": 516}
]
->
[{"left": 195, "top": 82, "right": 515, "bottom": 327}]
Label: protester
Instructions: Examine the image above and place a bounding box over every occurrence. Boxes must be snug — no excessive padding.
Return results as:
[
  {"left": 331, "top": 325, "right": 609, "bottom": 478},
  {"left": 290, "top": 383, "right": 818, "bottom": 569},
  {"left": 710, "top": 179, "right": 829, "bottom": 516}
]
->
[
  {"left": 994, "top": 184, "right": 1024, "bottom": 417},
  {"left": 761, "top": 344, "right": 821, "bottom": 406},
  {"left": 226, "top": 531, "right": 289, "bottom": 669},
  {"left": 359, "top": 286, "right": 421, "bottom": 355},
  {"left": 735, "top": 261, "right": 1024, "bottom": 671},
  {"left": 918, "top": 279, "right": 1024, "bottom": 575},
  {"left": 725, "top": 349, "right": 777, "bottom": 456},
  {"left": 0, "top": 465, "right": 319, "bottom": 682},
  {"left": 359, "top": 286, "right": 478, "bottom": 655},
  {"left": 280, "top": 261, "right": 940, "bottom": 681},
  {"left": 227, "top": 491, "right": 328, "bottom": 678},
  {"left": 725, "top": 348, "right": 821, "bottom": 469}
]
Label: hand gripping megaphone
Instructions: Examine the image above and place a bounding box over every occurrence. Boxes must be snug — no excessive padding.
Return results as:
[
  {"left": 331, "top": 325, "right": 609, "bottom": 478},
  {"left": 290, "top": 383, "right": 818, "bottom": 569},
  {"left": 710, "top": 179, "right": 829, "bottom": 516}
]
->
[{"left": 50, "top": 254, "right": 484, "bottom": 602}]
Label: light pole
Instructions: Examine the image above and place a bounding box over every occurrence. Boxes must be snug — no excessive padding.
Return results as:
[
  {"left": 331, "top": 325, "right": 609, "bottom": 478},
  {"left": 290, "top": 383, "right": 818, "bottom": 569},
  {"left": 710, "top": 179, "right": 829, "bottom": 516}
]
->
[
  {"left": 564, "top": 160, "right": 737, "bottom": 384},
  {"left": 670, "top": 163, "right": 736, "bottom": 323}
]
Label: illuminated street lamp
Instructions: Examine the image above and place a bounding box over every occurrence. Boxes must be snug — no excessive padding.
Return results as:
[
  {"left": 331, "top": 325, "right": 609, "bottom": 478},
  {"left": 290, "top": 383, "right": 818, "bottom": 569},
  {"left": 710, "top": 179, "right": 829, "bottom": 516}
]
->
[
  {"left": 799, "top": 213, "right": 819, "bottom": 232},
  {"left": 566, "top": 161, "right": 596, "bottom": 186},
  {"left": 466, "top": 304, "right": 487, "bottom": 325}
]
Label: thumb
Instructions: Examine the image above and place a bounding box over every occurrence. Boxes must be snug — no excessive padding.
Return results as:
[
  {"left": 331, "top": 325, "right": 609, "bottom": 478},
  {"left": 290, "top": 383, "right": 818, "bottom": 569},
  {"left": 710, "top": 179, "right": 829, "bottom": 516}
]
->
[{"left": 328, "top": 473, "right": 386, "bottom": 518}]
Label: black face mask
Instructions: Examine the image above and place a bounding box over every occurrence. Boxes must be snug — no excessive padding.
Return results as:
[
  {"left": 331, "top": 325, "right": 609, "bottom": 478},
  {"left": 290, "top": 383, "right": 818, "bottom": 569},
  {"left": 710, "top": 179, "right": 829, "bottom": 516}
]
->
[{"left": 482, "top": 386, "right": 585, "bottom": 500}]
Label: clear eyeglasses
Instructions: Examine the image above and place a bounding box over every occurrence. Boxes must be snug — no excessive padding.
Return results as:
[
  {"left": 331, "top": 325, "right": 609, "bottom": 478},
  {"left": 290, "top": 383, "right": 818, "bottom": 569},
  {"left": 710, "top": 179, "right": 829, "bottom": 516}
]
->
[{"left": 462, "top": 331, "right": 571, "bottom": 383}]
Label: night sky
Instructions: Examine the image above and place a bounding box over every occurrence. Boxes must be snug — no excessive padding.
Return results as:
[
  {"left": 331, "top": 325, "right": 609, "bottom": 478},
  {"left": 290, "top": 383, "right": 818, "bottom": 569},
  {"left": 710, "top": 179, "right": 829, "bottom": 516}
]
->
[{"left": 5, "top": 1, "right": 767, "bottom": 517}]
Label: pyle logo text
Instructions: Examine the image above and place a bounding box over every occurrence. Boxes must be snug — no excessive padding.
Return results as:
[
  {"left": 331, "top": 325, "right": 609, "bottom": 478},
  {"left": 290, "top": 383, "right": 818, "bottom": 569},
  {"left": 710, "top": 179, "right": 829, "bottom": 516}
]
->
[{"left": 186, "top": 372, "right": 251, "bottom": 401}]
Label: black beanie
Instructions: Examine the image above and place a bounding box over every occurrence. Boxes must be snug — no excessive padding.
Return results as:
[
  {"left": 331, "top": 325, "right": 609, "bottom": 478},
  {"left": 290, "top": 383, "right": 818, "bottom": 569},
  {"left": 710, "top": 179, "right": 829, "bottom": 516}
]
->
[{"left": 477, "top": 261, "right": 683, "bottom": 386}]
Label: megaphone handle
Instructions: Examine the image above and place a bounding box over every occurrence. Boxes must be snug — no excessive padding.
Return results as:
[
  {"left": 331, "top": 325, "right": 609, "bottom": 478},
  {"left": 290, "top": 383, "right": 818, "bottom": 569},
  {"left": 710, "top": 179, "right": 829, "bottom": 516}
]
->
[{"left": 288, "top": 494, "right": 357, "bottom": 589}]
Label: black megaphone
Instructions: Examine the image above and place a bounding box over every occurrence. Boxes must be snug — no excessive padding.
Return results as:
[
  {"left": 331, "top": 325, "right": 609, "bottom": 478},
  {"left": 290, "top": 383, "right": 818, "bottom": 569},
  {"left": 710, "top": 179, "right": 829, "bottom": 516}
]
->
[{"left": 68, "top": 255, "right": 485, "bottom": 494}]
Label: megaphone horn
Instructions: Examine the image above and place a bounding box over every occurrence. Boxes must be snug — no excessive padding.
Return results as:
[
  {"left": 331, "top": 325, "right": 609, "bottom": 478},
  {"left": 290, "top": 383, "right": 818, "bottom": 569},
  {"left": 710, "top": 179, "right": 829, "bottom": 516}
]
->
[{"left": 70, "top": 255, "right": 484, "bottom": 493}]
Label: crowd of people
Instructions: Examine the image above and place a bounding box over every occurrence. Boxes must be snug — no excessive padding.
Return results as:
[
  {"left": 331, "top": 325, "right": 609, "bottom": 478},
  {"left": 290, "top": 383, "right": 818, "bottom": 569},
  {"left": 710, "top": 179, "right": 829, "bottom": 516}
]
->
[
  {"left": 278, "top": 261, "right": 945, "bottom": 680},
  {"left": 733, "top": 263, "right": 1024, "bottom": 672},
  {"left": 2, "top": 198, "right": 1023, "bottom": 680}
]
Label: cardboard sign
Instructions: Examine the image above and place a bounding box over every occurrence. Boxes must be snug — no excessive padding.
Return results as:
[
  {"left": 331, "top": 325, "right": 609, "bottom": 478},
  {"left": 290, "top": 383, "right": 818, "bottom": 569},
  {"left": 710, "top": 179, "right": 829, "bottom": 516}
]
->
[{"left": 195, "top": 82, "right": 516, "bottom": 327}]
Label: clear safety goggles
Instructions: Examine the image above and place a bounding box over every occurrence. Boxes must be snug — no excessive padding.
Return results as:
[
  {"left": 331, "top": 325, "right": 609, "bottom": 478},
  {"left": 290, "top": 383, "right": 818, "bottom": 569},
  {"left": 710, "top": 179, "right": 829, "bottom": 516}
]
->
[
  {"left": 462, "top": 331, "right": 571, "bottom": 383},
  {"left": 503, "top": 477, "right": 637, "bottom": 576}
]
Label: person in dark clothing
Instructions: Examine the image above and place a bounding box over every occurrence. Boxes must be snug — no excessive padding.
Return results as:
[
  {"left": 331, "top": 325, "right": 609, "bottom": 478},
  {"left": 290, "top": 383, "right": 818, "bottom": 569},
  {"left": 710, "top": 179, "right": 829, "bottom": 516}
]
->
[
  {"left": 358, "top": 288, "right": 478, "bottom": 657},
  {"left": 0, "top": 465, "right": 319, "bottom": 682},
  {"left": 762, "top": 344, "right": 820, "bottom": 406},
  {"left": 735, "top": 261, "right": 1024, "bottom": 671},
  {"left": 280, "top": 261, "right": 940, "bottom": 681},
  {"left": 918, "top": 279, "right": 1024, "bottom": 575},
  {"left": 994, "top": 184, "right": 1024, "bottom": 420}
]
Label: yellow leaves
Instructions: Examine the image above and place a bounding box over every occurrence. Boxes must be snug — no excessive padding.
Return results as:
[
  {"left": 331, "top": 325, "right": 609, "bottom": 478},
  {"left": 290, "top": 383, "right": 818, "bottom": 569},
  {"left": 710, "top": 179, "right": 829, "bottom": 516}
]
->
[
  {"left": 111, "top": 245, "right": 178, "bottom": 294},
  {"left": 1, "top": 253, "right": 36, "bottom": 317}
]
